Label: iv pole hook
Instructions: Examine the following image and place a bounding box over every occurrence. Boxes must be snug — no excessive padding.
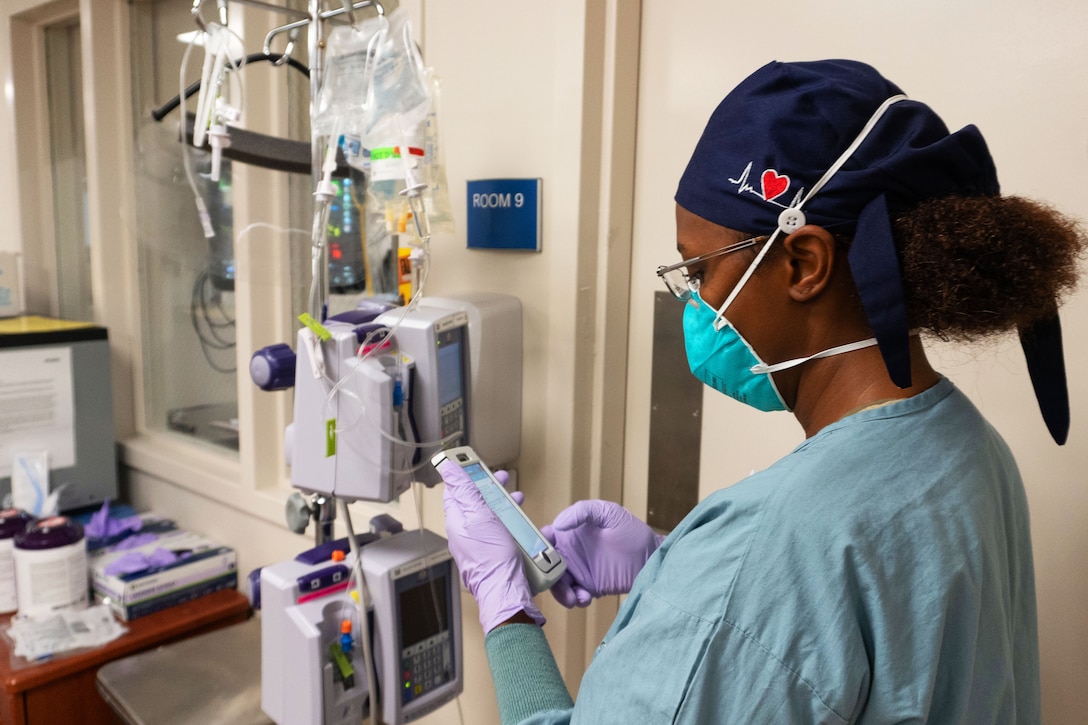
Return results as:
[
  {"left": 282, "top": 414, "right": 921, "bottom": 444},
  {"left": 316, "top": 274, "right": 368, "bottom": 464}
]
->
[
  {"left": 341, "top": 0, "right": 359, "bottom": 30},
  {"left": 191, "top": 0, "right": 209, "bottom": 32},
  {"left": 265, "top": 26, "right": 301, "bottom": 65},
  {"left": 264, "top": 0, "right": 385, "bottom": 52},
  {"left": 190, "top": 0, "right": 228, "bottom": 32}
]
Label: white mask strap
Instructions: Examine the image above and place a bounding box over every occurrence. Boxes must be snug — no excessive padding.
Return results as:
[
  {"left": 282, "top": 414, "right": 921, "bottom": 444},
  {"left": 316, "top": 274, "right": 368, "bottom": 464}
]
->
[
  {"left": 712, "top": 233, "right": 778, "bottom": 331},
  {"left": 750, "top": 337, "right": 880, "bottom": 375},
  {"left": 801, "top": 94, "right": 908, "bottom": 207}
]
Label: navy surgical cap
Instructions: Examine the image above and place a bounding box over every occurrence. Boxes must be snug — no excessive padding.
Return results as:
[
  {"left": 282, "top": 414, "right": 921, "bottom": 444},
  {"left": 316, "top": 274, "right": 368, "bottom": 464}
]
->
[{"left": 676, "top": 59, "right": 1069, "bottom": 444}]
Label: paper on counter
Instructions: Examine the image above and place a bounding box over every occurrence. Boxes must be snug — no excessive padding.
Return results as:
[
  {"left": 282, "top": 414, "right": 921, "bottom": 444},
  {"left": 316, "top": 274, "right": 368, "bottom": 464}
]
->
[{"left": 6, "top": 604, "right": 126, "bottom": 661}]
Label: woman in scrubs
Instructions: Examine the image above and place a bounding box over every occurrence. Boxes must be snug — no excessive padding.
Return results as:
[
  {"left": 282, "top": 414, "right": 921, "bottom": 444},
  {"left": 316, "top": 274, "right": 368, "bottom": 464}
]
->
[{"left": 438, "top": 59, "right": 1086, "bottom": 724}]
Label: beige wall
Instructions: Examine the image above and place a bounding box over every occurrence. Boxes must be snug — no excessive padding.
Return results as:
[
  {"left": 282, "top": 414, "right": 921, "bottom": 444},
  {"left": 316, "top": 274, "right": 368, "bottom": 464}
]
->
[{"left": 625, "top": 1, "right": 1088, "bottom": 722}]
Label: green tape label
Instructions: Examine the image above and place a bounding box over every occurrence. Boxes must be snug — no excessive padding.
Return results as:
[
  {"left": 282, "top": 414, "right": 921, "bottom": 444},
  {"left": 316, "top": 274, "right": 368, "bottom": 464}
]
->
[
  {"left": 326, "top": 419, "right": 337, "bottom": 457},
  {"left": 370, "top": 146, "right": 425, "bottom": 160},
  {"left": 299, "top": 313, "right": 332, "bottom": 341}
]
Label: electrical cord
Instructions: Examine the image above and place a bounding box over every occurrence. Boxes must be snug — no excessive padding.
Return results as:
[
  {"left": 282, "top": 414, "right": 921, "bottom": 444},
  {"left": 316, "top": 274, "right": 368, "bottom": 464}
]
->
[
  {"left": 339, "top": 498, "right": 379, "bottom": 725},
  {"left": 190, "top": 266, "right": 236, "bottom": 373},
  {"left": 189, "top": 224, "right": 308, "bottom": 376}
]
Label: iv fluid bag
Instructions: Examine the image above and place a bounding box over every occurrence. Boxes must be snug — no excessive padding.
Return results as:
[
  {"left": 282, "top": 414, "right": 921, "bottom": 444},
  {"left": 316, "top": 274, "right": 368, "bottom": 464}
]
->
[
  {"left": 360, "top": 6, "right": 431, "bottom": 140},
  {"left": 312, "top": 20, "right": 385, "bottom": 137},
  {"left": 313, "top": 6, "right": 431, "bottom": 141}
]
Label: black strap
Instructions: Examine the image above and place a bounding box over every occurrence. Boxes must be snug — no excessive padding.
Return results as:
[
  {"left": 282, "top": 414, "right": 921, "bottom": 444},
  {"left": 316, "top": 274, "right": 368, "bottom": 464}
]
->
[{"left": 1019, "top": 311, "right": 1070, "bottom": 445}]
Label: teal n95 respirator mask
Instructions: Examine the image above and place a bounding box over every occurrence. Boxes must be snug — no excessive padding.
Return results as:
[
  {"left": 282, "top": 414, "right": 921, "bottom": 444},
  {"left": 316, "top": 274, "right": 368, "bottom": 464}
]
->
[
  {"left": 683, "top": 283, "right": 879, "bottom": 412},
  {"left": 683, "top": 286, "right": 789, "bottom": 412}
]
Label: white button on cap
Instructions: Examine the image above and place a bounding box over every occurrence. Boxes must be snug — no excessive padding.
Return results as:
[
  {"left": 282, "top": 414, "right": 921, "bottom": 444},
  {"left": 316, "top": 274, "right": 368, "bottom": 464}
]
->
[{"left": 778, "top": 208, "right": 806, "bottom": 232}]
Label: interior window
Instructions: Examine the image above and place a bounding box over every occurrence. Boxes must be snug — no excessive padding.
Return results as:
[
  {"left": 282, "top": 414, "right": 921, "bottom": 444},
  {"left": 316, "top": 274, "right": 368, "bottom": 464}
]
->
[{"left": 45, "top": 18, "right": 93, "bottom": 322}]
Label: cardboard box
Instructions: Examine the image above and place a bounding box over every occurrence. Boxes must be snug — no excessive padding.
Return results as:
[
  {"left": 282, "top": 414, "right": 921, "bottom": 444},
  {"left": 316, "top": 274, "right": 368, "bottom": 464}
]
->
[{"left": 89, "top": 529, "right": 237, "bottom": 621}]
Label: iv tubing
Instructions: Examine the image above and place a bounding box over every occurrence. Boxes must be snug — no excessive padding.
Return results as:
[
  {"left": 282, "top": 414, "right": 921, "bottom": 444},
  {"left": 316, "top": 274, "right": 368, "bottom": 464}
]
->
[
  {"left": 319, "top": 239, "right": 431, "bottom": 434},
  {"left": 179, "top": 34, "right": 214, "bottom": 238},
  {"left": 178, "top": 24, "right": 245, "bottom": 235},
  {"left": 339, "top": 498, "right": 378, "bottom": 725},
  {"left": 192, "top": 24, "right": 247, "bottom": 148}
]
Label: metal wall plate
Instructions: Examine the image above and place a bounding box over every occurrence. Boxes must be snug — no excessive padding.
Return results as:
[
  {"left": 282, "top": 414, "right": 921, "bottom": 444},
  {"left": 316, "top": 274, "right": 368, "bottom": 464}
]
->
[{"left": 647, "top": 292, "right": 702, "bottom": 531}]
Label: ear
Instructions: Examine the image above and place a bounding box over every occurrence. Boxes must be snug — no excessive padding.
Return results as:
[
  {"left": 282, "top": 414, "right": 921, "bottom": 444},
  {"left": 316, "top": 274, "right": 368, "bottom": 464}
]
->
[{"left": 780, "top": 224, "right": 837, "bottom": 302}]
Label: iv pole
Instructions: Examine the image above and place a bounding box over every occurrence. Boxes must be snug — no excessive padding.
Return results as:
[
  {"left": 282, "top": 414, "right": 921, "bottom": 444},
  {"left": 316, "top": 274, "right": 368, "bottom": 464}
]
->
[
  {"left": 192, "top": 0, "right": 385, "bottom": 323},
  {"left": 294, "top": 0, "right": 385, "bottom": 544},
  {"left": 191, "top": 0, "right": 386, "bottom": 544}
]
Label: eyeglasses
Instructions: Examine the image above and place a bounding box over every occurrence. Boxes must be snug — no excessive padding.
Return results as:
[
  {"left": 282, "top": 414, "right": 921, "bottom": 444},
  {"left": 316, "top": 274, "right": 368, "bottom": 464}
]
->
[{"left": 656, "top": 235, "right": 768, "bottom": 301}]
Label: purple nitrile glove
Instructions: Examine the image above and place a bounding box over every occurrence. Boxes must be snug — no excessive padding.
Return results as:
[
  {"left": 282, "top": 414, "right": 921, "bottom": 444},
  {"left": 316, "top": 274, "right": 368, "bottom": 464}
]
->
[
  {"left": 102, "top": 548, "right": 180, "bottom": 576},
  {"left": 86, "top": 500, "right": 144, "bottom": 540},
  {"left": 439, "top": 459, "right": 543, "bottom": 633},
  {"left": 147, "top": 547, "right": 184, "bottom": 567},
  {"left": 103, "top": 552, "right": 154, "bottom": 576},
  {"left": 541, "top": 500, "right": 665, "bottom": 608},
  {"left": 505, "top": 479, "right": 524, "bottom": 507}
]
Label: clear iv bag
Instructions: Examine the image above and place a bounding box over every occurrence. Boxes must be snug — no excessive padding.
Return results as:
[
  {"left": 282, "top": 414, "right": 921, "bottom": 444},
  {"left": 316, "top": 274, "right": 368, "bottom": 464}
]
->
[
  {"left": 312, "top": 18, "right": 386, "bottom": 137},
  {"left": 359, "top": 6, "right": 432, "bottom": 141},
  {"left": 356, "top": 7, "right": 434, "bottom": 220}
]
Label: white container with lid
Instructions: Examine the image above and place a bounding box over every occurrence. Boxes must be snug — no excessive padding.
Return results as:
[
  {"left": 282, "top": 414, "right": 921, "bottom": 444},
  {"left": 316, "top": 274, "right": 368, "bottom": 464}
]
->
[
  {"left": 14, "top": 515, "right": 88, "bottom": 619},
  {"left": 0, "top": 509, "right": 35, "bottom": 613}
]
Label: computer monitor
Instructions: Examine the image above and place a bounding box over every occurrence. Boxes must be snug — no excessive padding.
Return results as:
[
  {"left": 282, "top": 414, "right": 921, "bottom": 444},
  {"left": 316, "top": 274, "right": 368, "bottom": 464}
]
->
[
  {"left": 204, "top": 156, "right": 367, "bottom": 294},
  {"left": 0, "top": 317, "right": 119, "bottom": 512}
]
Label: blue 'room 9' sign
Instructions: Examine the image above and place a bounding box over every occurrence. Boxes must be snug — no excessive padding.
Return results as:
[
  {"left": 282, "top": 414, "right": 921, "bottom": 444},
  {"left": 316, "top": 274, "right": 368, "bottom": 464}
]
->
[{"left": 466, "top": 179, "right": 542, "bottom": 252}]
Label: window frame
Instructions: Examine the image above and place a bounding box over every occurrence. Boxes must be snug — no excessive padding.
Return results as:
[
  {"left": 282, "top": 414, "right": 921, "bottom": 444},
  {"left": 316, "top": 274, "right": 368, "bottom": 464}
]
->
[{"left": 4, "top": 0, "right": 310, "bottom": 527}]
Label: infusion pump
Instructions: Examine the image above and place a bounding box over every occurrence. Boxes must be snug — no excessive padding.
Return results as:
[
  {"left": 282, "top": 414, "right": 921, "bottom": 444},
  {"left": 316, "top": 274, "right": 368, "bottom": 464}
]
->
[
  {"left": 253, "top": 292, "right": 523, "bottom": 504},
  {"left": 260, "top": 527, "right": 461, "bottom": 725}
]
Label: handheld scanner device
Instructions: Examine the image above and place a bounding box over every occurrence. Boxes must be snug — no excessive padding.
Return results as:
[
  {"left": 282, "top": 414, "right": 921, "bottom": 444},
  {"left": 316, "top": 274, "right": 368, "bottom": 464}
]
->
[{"left": 431, "top": 446, "right": 565, "bottom": 594}]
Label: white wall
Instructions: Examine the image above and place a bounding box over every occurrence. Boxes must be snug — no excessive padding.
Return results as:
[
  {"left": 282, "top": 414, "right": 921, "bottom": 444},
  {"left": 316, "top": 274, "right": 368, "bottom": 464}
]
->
[{"left": 625, "top": 1, "right": 1088, "bottom": 721}]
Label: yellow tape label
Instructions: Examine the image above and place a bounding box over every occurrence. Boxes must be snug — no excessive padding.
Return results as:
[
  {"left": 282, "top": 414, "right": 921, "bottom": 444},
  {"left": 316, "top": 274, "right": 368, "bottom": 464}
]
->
[{"left": 299, "top": 313, "right": 332, "bottom": 341}]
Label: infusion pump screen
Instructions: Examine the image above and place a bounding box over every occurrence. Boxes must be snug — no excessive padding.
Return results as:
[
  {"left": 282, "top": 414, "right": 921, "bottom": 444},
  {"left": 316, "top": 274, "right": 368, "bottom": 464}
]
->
[
  {"left": 399, "top": 572, "right": 449, "bottom": 648},
  {"left": 436, "top": 333, "right": 463, "bottom": 407},
  {"left": 435, "top": 327, "right": 466, "bottom": 441},
  {"left": 397, "top": 563, "right": 454, "bottom": 705}
]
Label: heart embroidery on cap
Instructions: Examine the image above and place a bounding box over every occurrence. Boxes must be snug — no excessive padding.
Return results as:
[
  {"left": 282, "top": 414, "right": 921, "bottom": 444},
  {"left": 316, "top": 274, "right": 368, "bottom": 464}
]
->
[{"left": 760, "top": 170, "right": 790, "bottom": 201}]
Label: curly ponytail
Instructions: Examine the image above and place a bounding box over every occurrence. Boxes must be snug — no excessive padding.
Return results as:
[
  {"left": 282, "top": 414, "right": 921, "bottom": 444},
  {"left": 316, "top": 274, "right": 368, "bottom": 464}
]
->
[{"left": 895, "top": 196, "right": 1087, "bottom": 341}]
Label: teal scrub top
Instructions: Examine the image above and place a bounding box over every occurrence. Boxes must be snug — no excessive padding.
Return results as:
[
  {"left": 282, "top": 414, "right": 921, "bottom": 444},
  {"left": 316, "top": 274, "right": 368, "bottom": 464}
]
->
[{"left": 486, "top": 378, "right": 1040, "bottom": 724}]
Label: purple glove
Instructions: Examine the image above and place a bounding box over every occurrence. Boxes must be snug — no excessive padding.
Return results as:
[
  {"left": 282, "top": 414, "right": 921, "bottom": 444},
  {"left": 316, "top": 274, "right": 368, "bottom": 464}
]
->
[
  {"left": 439, "top": 460, "right": 543, "bottom": 633},
  {"left": 541, "top": 500, "right": 665, "bottom": 608},
  {"left": 102, "top": 547, "right": 182, "bottom": 576},
  {"left": 86, "top": 500, "right": 144, "bottom": 540}
]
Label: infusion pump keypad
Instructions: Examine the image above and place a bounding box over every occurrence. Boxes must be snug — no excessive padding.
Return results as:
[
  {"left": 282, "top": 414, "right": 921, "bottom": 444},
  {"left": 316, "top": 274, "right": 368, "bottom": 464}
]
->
[
  {"left": 401, "top": 632, "right": 452, "bottom": 704},
  {"left": 440, "top": 399, "right": 464, "bottom": 440}
]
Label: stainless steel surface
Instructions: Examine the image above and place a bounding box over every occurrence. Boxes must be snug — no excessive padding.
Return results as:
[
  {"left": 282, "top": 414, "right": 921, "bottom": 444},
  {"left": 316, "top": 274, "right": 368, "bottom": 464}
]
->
[
  {"left": 96, "top": 617, "right": 271, "bottom": 725},
  {"left": 647, "top": 291, "right": 703, "bottom": 531}
]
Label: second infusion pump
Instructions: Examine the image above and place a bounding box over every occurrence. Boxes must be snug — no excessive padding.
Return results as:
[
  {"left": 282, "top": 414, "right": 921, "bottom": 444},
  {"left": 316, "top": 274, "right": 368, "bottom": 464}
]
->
[
  {"left": 261, "top": 529, "right": 460, "bottom": 725},
  {"left": 286, "top": 292, "right": 522, "bottom": 502}
]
